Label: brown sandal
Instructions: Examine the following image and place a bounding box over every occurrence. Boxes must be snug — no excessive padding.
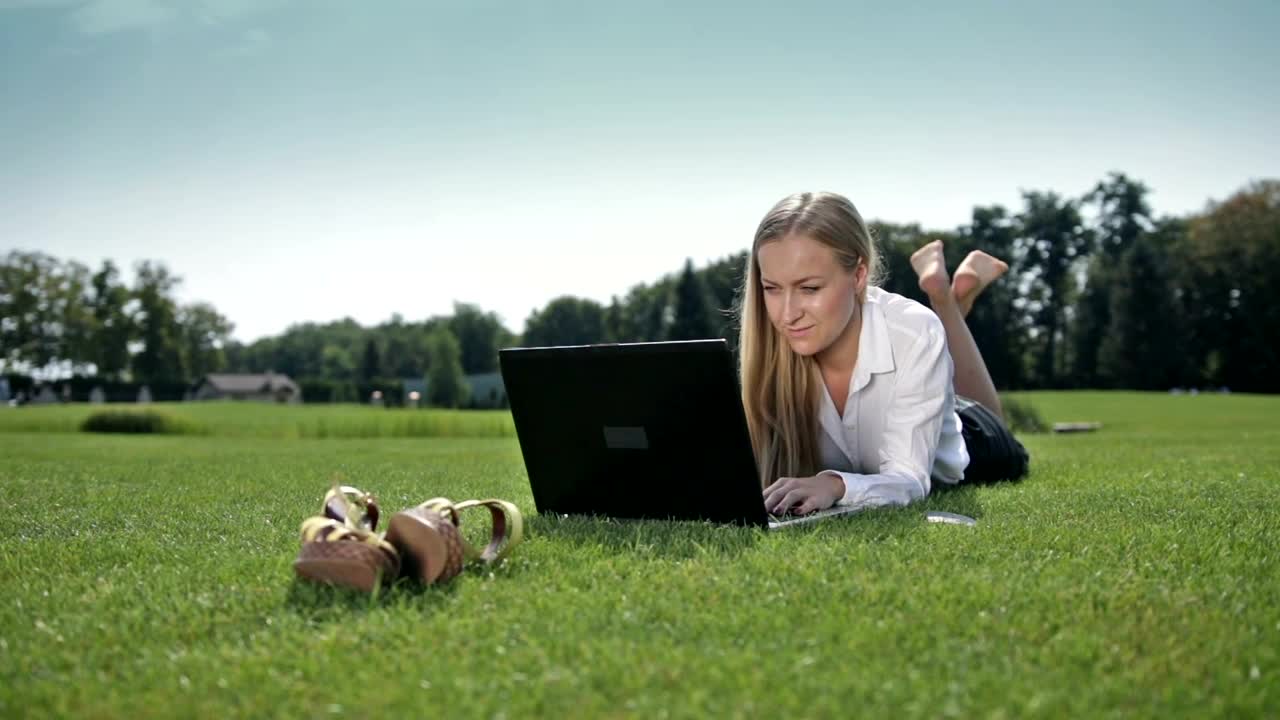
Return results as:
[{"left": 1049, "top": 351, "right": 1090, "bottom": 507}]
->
[
  {"left": 386, "top": 497, "right": 524, "bottom": 585},
  {"left": 386, "top": 502, "right": 466, "bottom": 585},
  {"left": 293, "top": 486, "right": 400, "bottom": 592}
]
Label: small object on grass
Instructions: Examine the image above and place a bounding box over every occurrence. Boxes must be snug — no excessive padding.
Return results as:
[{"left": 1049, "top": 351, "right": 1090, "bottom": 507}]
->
[
  {"left": 1052, "top": 422, "right": 1102, "bottom": 434},
  {"left": 925, "top": 511, "right": 977, "bottom": 526},
  {"left": 295, "top": 485, "right": 526, "bottom": 593},
  {"left": 388, "top": 497, "right": 525, "bottom": 585},
  {"left": 386, "top": 504, "right": 466, "bottom": 585},
  {"left": 294, "top": 516, "right": 401, "bottom": 593},
  {"left": 295, "top": 486, "right": 401, "bottom": 592}
]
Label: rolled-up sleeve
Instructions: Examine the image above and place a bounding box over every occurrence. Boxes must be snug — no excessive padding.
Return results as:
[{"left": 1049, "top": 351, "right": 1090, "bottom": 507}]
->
[{"left": 823, "top": 319, "right": 953, "bottom": 509}]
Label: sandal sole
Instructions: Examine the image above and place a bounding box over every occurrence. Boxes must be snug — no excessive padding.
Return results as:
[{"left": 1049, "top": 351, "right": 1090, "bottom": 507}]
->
[
  {"left": 293, "top": 541, "right": 389, "bottom": 592},
  {"left": 387, "top": 510, "right": 464, "bottom": 584}
]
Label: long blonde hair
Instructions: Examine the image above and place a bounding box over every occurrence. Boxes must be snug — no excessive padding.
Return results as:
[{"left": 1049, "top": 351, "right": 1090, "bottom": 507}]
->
[{"left": 738, "top": 192, "right": 883, "bottom": 487}]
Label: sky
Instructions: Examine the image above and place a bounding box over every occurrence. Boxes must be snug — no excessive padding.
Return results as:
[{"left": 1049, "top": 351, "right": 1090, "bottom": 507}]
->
[{"left": 2, "top": 0, "right": 1277, "bottom": 343}]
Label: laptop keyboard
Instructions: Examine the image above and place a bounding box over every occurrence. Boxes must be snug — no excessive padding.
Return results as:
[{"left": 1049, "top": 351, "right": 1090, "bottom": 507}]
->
[{"left": 768, "top": 504, "right": 860, "bottom": 527}]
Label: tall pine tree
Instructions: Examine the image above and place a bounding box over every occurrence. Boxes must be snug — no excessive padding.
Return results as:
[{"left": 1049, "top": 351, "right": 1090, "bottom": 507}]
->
[
  {"left": 666, "top": 259, "right": 716, "bottom": 341},
  {"left": 360, "top": 337, "right": 382, "bottom": 382}
]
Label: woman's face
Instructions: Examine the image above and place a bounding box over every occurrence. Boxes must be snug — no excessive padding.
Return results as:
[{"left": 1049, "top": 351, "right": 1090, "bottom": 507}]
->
[{"left": 756, "top": 233, "right": 865, "bottom": 358}]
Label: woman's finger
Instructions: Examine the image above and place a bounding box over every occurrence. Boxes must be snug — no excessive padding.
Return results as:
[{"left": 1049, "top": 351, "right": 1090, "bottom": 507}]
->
[
  {"left": 764, "top": 488, "right": 789, "bottom": 511},
  {"left": 763, "top": 477, "right": 794, "bottom": 503},
  {"left": 763, "top": 484, "right": 786, "bottom": 512},
  {"left": 774, "top": 488, "right": 808, "bottom": 514},
  {"left": 794, "top": 496, "right": 821, "bottom": 515},
  {"left": 763, "top": 476, "right": 792, "bottom": 495}
]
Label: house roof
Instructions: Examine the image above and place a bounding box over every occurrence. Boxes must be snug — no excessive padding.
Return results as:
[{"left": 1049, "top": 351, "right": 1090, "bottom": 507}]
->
[{"left": 203, "top": 373, "right": 298, "bottom": 393}]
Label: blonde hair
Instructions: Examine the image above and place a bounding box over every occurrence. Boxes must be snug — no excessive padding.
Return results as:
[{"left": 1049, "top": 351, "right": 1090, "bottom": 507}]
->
[{"left": 738, "top": 192, "right": 883, "bottom": 488}]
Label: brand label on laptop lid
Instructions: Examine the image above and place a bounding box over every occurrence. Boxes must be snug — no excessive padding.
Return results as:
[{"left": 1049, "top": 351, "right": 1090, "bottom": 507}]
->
[{"left": 603, "top": 426, "right": 648, "bottom": 450}]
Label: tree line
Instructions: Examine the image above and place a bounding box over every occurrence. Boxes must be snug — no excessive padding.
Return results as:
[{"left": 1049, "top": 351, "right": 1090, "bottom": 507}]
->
[
  {"left": 4, "top": 173, "right": 1278, "bottom": 397},
  {"left": 0, "top": 258, "right": 232, "bottom": 383},
  {"left": 487, "top": 173, "right": 1280, "bottom": 393}
]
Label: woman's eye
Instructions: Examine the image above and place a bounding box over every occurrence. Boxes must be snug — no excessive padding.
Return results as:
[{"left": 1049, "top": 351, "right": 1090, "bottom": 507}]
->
[
  {"left": 801, "top": 286, "right": 819, "bottom": 293},
  {"left": 763, "top": 286, "right": 779, "bottom": 294}
]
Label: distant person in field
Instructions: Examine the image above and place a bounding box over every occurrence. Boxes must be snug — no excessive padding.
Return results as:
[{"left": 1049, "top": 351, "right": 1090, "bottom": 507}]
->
[{"left": 740, "top": 191, "right": 1030, "bottom": 516}]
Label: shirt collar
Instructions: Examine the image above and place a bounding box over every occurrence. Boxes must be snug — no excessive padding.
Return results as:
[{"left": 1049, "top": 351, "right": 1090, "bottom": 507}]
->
[{"left": 849, "top": 286, "right": 896, "bottom": 396}]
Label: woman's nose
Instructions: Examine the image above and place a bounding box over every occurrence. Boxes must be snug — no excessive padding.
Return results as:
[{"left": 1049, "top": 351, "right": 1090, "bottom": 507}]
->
[{"left": 784, "top": 294, "right": 804, "bottom": 323}]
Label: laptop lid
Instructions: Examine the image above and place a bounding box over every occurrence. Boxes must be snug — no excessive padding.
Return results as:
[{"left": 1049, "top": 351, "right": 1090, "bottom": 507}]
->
[{"left": 498, "top": 339, "right": 771, "bottom": 528}]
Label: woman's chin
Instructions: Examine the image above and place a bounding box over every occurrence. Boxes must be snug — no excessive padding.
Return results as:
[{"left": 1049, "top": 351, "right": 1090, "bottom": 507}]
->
[{"left": 786, "top": 338, "right": 819, "bottom": 356}]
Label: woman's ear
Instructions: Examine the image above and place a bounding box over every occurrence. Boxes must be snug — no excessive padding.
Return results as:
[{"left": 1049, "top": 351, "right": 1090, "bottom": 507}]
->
[{"left": 854, "top": 261, "right": 869, "bottom": 296}]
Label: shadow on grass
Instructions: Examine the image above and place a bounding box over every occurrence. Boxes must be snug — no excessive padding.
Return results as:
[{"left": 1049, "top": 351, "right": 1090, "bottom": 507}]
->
[
  {"left": 526, "top": 490, "right": 993, "bottom": 557},
  {"left": 920, "top": 484, "right": 987, "bottom": 520},
  {"left": 528, "top": 513, "right": 761, "bottom": 561},
  {"left": 284, "top": 573, "right": 464, "bottom": 618}
]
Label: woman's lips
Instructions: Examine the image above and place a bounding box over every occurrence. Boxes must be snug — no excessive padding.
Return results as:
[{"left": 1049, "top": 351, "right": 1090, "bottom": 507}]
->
[{"left": 786, "top": 326, "right": 814, "bottom": 337}]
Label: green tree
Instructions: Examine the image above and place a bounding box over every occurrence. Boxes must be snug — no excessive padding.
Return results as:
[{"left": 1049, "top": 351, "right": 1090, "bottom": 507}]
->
[
  {"left": 603, "top": 297, "right": 625, "bottom": 343},
  {"left": 179, "top": 302, "right": 234, "bottom": 379},
  {"left": 1070, "top": 173, "right": 1154, "bottom": 387},
  {"left": 321, "top": 344, "right": 356, "bottom": 380},
  {"left": 1180, "top": 180, "right": 1280, "bottom": 391},
  {"left": 666, "top": 259, "right": 717, "bottom": 341},
  {"left": 426, "top": 328, "right": 470, "bottom": 408},
  {"left": 377, "top": 313, "right": 433, "bottom": 378},
  {"left": 448, "top": 302, "right": 514, "bottom": 374},
  {"left": 1068, "top": 256, "right": 1114, "bottom": 388},
  {"left": 0, "top": 251, "right": 78, "bottom": 372},
  {"left": 360, "top": 337, "right": 382, "bottom": 381},
  {"left": 87, "top": 260, "right": 133, "bottom": 380},
  {"left": 55, "top": 260, "right": 95, "bottom": 375},
  {"left": 1015, "top": 191, "right": 1092, "bottom": 387},
  {"left": 1097, "top": 232, "right": 1182, "bottom": 389},
  {"left": 130, "top": 261, "right": 186, "bottom": 382},
  {"left": 522, "top": 297, "right": 607, "bottom": 347},
  {"left": 1089, "top": 172, "right": 1153, "bottom": 259},
  {"left": 616, "top": 280, "right": 675, "bottom": 342}
]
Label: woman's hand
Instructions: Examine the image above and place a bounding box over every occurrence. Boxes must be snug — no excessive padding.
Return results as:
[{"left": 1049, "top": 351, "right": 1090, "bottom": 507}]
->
[{"left": 763, "top": 473, "right": 845, "bottom": 516}]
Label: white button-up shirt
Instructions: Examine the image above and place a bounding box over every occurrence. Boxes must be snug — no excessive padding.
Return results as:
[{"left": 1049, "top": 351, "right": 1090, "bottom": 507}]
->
[{"left": 819, "top": 286, "right": 969, "bottom": 509}]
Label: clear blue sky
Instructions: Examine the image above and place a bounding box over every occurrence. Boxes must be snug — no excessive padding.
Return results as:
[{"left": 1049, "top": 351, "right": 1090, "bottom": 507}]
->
[{"left": 3, "top": 0, "right": 1276, "bottom": 342}]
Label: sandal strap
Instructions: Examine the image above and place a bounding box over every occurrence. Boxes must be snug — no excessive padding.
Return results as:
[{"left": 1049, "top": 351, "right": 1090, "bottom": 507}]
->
[
  {"left": 451, "top": 499, "right": 525, "bottom": 563},
  {"left": 418, "top": 497, "right": 461, "bottom": 526},
  {"left": 403, "top": 497, "right": 524, "bottom": 564},
  {"left": 323, "top": 485, "right": 380, "bottom": 531},
  {"left": 300, "top": 516, "right": 397, "bottom": 556}
]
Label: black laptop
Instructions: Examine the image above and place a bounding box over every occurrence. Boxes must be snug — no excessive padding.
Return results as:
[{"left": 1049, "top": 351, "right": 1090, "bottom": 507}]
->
[{"left": 498, "top": 339, "right": 860, "bottom": 529}]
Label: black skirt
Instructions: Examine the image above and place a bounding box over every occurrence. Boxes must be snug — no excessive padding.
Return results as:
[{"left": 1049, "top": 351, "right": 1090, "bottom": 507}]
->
[{"left": 955, "top": 395, "right": 1030, "bottom": 483}]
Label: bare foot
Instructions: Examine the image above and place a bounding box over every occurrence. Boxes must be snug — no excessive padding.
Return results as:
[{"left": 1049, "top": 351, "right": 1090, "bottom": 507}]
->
[
  {"left": 910, "top": 239, "right": 951, "bottom": 302},
  {"left": 952, "top": 250, "right": 1009, "bottom": 317}
]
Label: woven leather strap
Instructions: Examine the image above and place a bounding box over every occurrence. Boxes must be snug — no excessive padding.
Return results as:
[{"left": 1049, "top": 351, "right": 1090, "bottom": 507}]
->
[
  {"left": 416, "top": 497, "right": 524, "bottom": 563},
  {"left": 300, "top": 515, "right": 396, "bottom": 555}
]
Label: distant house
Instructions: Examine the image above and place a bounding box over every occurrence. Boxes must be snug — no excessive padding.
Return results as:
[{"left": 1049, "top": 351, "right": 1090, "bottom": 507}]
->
[
  {"left": 465, "top": 372, "right": 507, "bottom": 409},
  {"left": 192, "top": 373, "right": 301, "bottom": 404}
]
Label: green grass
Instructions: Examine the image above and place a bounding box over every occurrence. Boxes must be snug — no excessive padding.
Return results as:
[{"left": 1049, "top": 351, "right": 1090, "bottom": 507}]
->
[
  {"left": 0, "top": 401, "right": 515, "bottom": 439},
  {"left": 0, "top": 392, "right": 1276, "bottom": 718}
]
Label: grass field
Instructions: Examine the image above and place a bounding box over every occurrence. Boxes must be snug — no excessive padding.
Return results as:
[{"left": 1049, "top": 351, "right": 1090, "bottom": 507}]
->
[
  {"left": 0, "top": 402, "right": 516, "bottom": 439},
  {"left": 1, "top": 392, "right": 1276, "bottom": 718}
]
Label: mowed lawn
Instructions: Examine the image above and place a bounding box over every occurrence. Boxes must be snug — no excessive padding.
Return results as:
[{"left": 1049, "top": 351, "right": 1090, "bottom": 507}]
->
[{"left": 0, "top": 393, "right": 1276, "bottom": 718}]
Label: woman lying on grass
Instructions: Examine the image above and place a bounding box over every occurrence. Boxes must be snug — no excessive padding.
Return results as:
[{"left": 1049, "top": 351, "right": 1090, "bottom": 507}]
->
[{"left": 746, "top": 191, "right": 1029, "bottom": 517}]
